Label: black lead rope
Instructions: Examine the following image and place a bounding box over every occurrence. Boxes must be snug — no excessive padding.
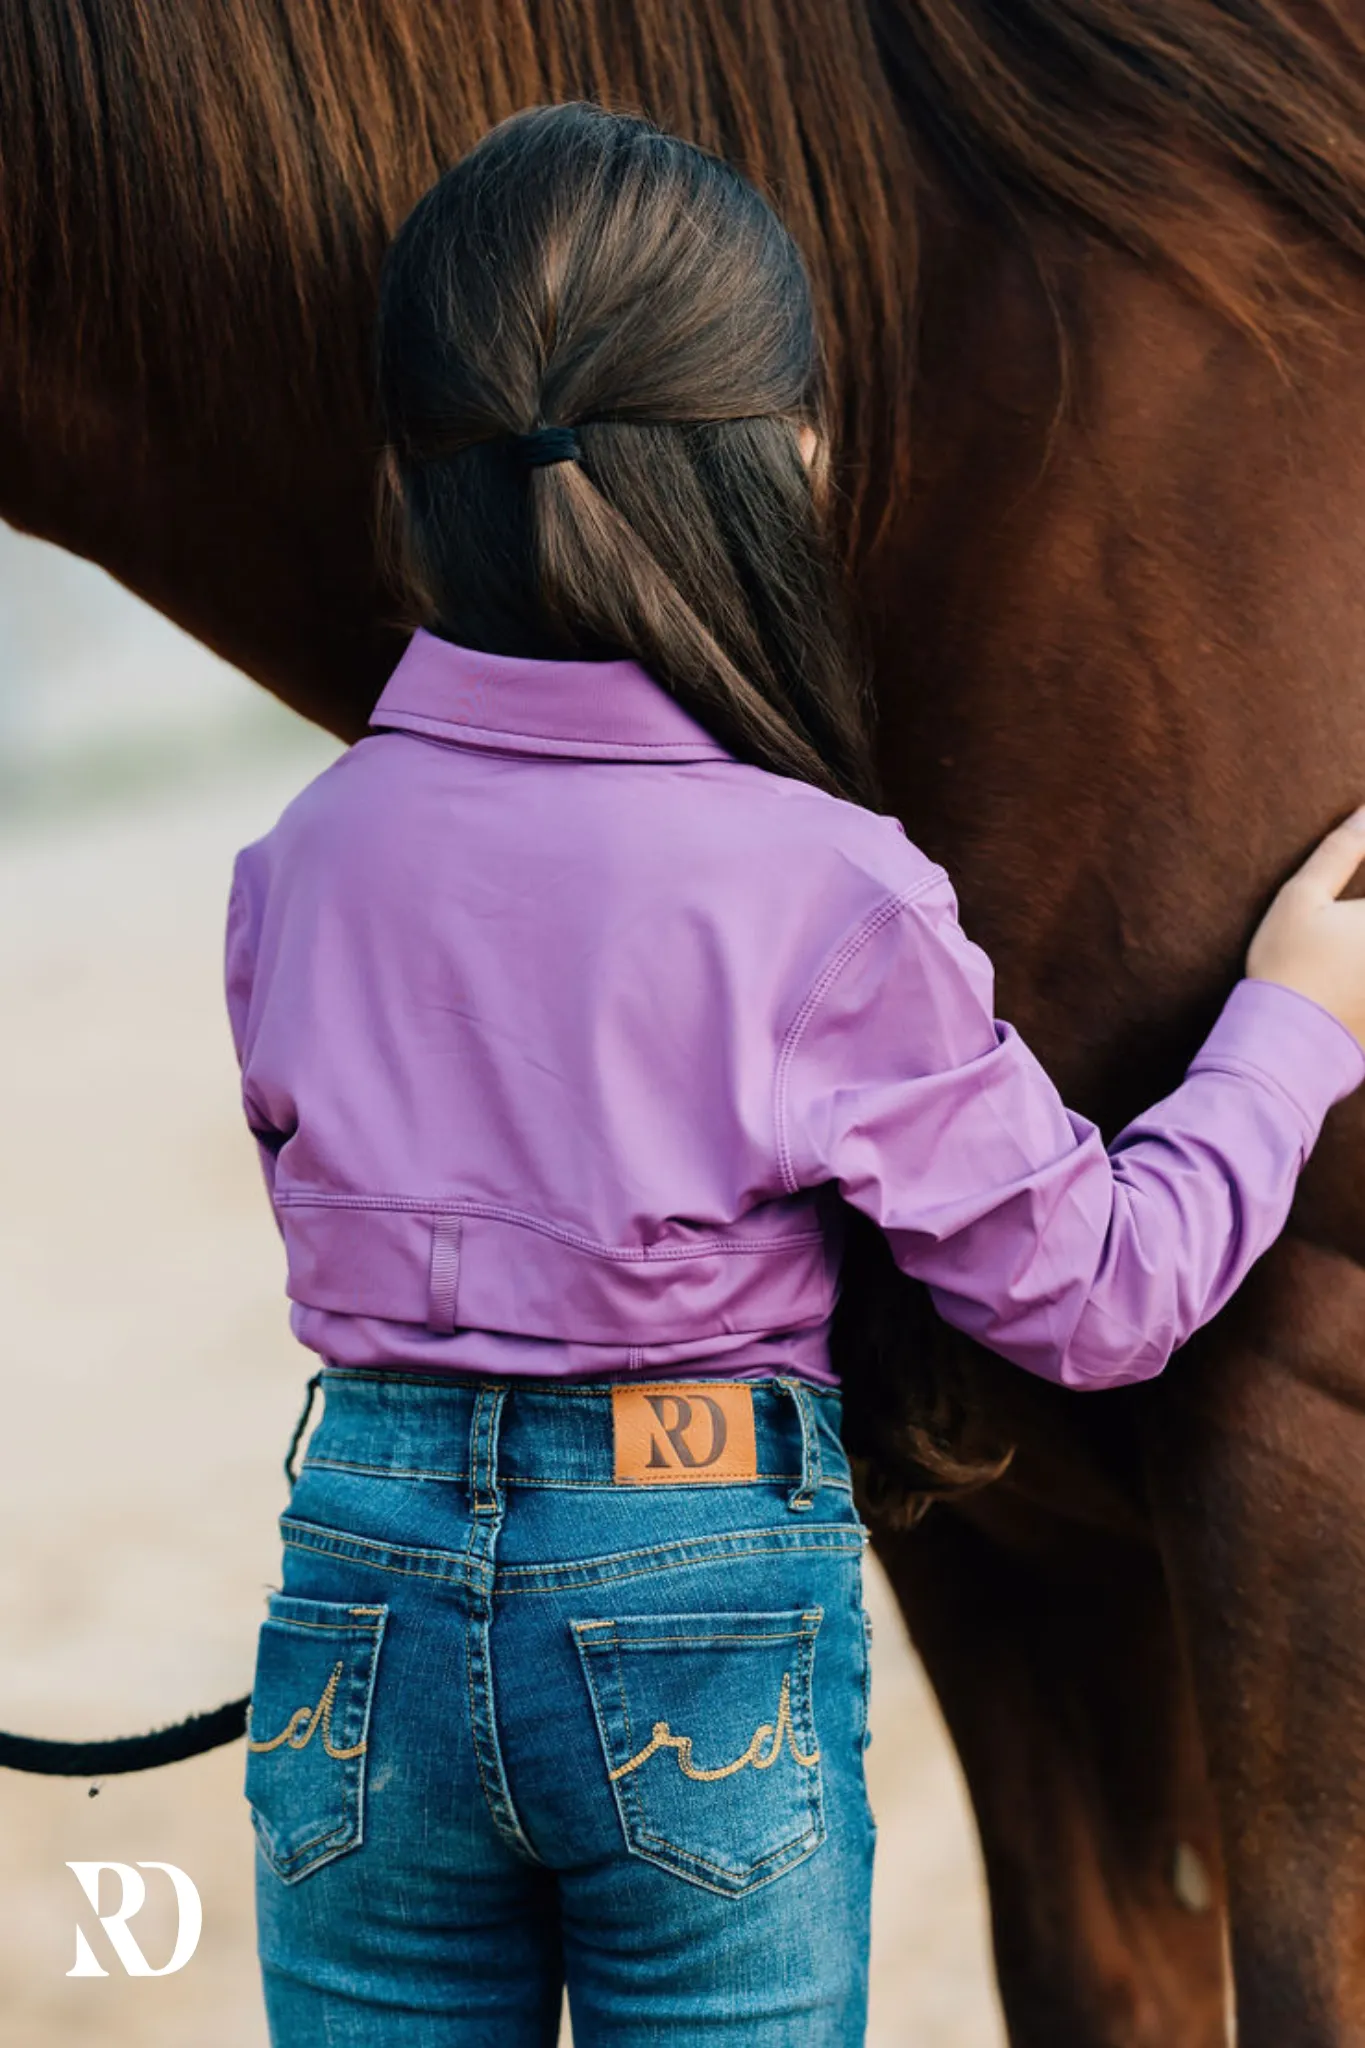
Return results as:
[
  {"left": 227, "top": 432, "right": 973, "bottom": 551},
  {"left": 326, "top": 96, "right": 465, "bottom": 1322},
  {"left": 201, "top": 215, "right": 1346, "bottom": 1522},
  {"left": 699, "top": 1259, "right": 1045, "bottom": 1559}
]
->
[
  {"left": 0, "top": 1372, "right": 324, "bottom": 1780},
  {"left": 0, "top": 1698, "right": 252, "bottom": 1780}
]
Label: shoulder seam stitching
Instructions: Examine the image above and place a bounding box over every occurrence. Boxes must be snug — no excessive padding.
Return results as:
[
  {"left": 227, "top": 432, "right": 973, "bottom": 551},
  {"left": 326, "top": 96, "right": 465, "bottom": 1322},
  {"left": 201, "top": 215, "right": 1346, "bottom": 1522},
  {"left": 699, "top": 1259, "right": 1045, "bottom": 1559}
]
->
[{"left": 773, "top": 870, "right": 949, "bottom": 1195}]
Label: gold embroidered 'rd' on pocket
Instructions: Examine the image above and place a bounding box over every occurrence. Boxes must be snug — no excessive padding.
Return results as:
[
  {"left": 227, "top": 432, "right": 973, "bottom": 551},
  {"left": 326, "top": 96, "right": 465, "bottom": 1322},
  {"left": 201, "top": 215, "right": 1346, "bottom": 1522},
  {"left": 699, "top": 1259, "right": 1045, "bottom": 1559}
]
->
[
  {"left": 572, "top": 1608, "right": 826, "bottom": 1895},
  {"left": 243, "top": 1595, "right": 388, "bottom": 1884},
  {"left": 612, "top": 1383, "right": 758, "bottom": 1483}
]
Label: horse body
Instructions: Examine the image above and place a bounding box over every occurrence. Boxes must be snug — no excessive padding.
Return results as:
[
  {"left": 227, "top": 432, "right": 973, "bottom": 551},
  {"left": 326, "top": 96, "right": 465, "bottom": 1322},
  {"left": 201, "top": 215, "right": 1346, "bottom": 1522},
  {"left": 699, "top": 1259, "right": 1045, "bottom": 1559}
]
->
[
  {"left": 6, "top": 3, "right": 1365, "bottom": 2041},
  {"left": 866, "top": 210, "right": 1365, "bottom": 2042}
]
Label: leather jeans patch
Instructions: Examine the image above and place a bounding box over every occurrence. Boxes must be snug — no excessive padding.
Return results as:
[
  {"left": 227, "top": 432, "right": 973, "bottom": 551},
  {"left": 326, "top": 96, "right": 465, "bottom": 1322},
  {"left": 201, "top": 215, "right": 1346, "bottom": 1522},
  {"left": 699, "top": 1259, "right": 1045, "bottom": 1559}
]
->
[{"left": 612, "top": 1384, "right": 758, "bottom": 1483}]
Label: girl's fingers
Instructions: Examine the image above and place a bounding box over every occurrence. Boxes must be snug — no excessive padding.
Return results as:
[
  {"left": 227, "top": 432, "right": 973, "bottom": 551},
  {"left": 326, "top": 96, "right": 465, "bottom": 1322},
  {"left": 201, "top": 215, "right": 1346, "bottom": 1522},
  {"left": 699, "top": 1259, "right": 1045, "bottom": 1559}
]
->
[{"left": 1287, "top": 808, "right": 1365, "bottom": 903}]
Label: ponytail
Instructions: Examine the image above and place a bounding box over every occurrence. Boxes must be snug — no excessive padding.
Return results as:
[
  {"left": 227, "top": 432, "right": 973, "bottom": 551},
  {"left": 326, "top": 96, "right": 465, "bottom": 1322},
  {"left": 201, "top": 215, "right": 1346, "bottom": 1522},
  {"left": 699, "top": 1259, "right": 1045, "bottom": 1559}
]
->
[{"left": 376, "top": 102, "right": 882, "bottom": 809}]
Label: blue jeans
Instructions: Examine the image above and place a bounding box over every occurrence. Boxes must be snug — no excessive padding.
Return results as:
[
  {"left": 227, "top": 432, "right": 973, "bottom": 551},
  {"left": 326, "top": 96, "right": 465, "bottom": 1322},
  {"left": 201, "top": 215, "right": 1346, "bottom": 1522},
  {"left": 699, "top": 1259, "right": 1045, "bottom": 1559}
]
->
[{"left": 246, "top": 1368, "right": 877, "bottom": 2044}]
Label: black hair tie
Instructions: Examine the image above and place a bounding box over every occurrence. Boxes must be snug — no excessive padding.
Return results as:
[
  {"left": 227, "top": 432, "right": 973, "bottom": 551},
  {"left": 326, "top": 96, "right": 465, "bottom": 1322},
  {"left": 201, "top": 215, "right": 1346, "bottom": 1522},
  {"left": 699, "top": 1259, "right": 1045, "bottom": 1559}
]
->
[{"left": 514, "top": 425, "right": 581, "bottom": 469}]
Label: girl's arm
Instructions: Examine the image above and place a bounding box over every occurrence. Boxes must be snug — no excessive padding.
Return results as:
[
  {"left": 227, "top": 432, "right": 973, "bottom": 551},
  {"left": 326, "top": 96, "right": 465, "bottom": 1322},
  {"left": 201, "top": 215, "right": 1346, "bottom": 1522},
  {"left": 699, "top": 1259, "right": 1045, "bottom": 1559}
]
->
[{"left": 776, "top": 871, "right": 1365, "bottom": 1391}]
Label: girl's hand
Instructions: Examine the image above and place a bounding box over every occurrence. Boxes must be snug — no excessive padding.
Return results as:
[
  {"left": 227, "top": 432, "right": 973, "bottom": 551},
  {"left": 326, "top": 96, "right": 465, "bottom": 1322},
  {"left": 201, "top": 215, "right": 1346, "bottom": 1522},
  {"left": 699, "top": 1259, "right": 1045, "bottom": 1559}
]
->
[{"left": 1246, "top": 807, "right": 1365, "bottom": 1050}]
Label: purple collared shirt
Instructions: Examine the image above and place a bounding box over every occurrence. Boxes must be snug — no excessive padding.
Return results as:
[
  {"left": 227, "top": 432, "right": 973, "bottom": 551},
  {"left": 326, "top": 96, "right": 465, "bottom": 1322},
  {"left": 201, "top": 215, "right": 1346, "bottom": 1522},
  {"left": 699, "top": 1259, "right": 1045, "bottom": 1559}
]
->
[{"left": 225, "top": 629, "right": 1364, "bottom": 1390}]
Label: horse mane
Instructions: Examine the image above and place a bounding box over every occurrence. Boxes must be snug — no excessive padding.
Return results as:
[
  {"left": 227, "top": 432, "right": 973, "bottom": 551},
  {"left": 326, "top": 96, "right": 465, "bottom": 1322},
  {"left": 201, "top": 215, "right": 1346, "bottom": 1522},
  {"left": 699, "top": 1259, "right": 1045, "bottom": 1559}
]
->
[
  {"left": 4, "top": 0, "right": 1365, "bottom": 539},
  {"left": 0, "top": 0, "right": 916, "bottom": 543},
  {"left": 872, "top": 0, "right": 1365, "bottom": 362}
]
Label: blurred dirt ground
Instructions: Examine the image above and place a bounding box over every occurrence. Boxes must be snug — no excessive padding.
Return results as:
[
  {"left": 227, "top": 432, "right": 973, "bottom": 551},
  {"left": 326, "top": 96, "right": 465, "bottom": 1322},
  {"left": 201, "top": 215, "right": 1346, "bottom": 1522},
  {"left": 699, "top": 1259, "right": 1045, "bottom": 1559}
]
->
[{"left": 0, "top": 553, "right": 1005, "bottom": 2045}]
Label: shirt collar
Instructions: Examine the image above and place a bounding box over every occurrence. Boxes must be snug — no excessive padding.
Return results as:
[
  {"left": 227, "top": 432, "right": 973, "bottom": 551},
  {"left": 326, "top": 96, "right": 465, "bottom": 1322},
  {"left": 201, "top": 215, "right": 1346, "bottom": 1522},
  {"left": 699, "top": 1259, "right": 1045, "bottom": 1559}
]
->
[{"left": 368, "top": 627, "right": 736, "bottom": 763}]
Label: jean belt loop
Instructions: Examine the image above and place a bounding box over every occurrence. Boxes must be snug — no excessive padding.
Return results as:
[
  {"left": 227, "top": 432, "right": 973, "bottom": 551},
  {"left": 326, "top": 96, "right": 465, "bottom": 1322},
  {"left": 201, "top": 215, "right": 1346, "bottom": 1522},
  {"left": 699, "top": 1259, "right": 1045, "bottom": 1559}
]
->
[
  {"left": 469, "top": 1384, "right": 507, "bottom": 1518},
  {"left": 283, "top": 1369, "right": 324, "bottom": 1490},
  {"left": 777, "top": 1376, "right": 821, "bottom": 1512}
]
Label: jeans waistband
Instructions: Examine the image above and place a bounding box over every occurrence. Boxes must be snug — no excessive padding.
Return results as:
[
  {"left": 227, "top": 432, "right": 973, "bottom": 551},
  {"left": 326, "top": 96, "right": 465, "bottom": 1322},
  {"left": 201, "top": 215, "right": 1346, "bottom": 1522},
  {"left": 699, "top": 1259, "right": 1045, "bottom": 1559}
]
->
[{"left": 295, "top": 1366, "right": 848, "bottom": 1506}]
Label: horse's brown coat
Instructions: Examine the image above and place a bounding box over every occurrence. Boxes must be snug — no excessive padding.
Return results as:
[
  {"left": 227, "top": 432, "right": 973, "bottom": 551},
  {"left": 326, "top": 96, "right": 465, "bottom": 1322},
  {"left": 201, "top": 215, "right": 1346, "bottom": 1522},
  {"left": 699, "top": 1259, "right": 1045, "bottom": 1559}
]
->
[{"left": 6, "top": 3, "right": 1365, "bottom": 2041}]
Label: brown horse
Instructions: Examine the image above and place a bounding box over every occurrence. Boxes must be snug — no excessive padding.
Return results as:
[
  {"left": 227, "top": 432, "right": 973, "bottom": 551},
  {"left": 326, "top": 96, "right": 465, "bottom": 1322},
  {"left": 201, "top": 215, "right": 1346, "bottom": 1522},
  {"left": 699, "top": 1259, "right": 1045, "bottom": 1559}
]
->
[{"left": 5, "top": 2, "right": 1365, "bottom": 2041}]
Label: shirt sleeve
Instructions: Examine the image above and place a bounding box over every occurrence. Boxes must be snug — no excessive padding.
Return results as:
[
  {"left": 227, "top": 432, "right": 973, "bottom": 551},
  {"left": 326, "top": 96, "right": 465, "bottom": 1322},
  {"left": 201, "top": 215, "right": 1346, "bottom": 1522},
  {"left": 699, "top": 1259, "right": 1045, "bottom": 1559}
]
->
[
  {"left": 224, "top": 855, "right": 285, "bottom": 1210},
  {"left": 775, "top": 873, "right": 1365, "bottom": 1390}
]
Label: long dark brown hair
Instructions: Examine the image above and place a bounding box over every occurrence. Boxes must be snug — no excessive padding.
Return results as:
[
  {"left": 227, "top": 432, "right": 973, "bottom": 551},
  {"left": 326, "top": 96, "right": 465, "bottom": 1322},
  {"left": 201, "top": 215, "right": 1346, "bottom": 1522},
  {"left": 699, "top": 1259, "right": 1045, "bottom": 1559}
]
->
[{"left": 375, "top": 102, "right": 880, "bottom": 807}]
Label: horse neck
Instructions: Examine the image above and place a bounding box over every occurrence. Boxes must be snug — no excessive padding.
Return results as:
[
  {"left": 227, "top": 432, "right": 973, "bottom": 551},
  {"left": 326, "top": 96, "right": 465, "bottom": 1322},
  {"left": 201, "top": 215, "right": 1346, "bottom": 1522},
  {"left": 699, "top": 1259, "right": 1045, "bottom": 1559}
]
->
[
  {"left": 0, "top": 300, "right": 399, "bottom": 738},
  {"left": 863, "top": 197, "right": 1365, "bottom": 1125}
]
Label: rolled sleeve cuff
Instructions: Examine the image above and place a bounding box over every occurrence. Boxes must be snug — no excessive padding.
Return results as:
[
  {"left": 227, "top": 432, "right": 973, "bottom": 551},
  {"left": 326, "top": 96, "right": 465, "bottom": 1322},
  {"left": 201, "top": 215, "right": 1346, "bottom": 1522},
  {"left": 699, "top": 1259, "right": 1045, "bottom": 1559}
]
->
[{"left": 1188, "top": 977, "right": 1365, "bottom": 1138}]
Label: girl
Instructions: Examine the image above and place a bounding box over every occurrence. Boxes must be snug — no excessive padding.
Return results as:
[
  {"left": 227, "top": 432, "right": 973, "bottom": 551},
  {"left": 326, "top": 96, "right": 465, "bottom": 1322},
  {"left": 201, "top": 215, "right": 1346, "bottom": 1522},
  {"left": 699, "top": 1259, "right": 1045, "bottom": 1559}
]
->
[{"left": 225, "top": 102, "right": 1365, "bottom": 2047}]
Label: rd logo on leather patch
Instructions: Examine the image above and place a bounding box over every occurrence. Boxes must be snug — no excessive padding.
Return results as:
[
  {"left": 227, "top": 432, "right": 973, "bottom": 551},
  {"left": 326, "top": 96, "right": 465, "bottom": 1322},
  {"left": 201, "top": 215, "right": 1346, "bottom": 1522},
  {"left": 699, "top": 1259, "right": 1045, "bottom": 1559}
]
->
[{"left": 612, "top": 1383, "right": 758, "bottom": 1484}]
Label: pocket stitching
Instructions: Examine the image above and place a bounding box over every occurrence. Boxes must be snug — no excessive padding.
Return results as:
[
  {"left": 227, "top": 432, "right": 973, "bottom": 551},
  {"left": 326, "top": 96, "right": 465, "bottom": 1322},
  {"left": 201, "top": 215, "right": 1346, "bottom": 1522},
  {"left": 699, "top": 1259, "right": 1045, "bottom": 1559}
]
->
[
  {"left": 574, "top": 1610, "right": 827, "bottom": 1896},
  {"left": 250, "top": 1812, "right": 352, "bottom": 1861},
  {"left": 245, "top": 1600, "right": 388, "bottom": 1885},
  {"left": 607, "top": 1667, "right": 818, "bottom": 1782},
  {"left": 251, "top": 1609, "right": 386, "bottom": 1634},
  {"left": 625, "top": 1819, "right": 823, "bottom": 1887},
  {"left": 245, "top": 1657, "right": 369, "bottom": 1761},
  {"left": 587, "top": 1629, "right": 813, "bottom": 1648}
]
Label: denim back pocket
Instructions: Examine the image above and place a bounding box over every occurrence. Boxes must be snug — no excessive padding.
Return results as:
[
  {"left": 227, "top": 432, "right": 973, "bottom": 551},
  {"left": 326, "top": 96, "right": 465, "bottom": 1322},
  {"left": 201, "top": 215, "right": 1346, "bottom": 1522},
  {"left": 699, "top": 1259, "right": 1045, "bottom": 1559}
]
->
[
  {"left": 571, "top": 1608, "right": 825, "bottom": 1896},
  {"left": 243, "top": 1594, "right": 388, "bottom": 1884}
]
